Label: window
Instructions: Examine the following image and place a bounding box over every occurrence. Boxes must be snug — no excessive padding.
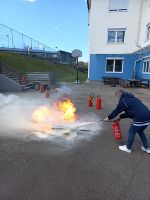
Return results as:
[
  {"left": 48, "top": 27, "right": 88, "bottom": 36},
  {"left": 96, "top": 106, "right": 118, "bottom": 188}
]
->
[
  {"left": 143, "top": 59, "right": 150, "bottom": 73},
  {"left": 108, "top": 29, "right": 125, "bottom": 43},
  {"left": 106, "top": 59, "right": 123, "bottom": 73},
  {"left": 109, "top": 0, "right": 128, "bottom": 12},
  {"left": 146, "top": 23, "right": 150, "bottom": 40}
]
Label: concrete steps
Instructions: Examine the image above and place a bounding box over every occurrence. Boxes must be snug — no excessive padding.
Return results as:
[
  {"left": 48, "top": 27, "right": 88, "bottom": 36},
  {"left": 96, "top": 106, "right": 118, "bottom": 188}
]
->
[{"left": 0, "top": 62, "right": 31, "bottom": 91}]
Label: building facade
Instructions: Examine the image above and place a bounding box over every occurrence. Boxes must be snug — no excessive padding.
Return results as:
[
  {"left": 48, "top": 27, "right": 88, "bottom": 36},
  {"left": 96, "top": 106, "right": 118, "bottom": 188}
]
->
[{"left": 87, "top": 0, "right": 150, "bottom": 80}]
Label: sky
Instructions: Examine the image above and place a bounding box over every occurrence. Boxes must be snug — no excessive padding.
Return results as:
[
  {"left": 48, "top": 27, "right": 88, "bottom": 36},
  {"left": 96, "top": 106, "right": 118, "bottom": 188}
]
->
[{"left": 0, "top": 0, "right": 89, "bottom": 61}]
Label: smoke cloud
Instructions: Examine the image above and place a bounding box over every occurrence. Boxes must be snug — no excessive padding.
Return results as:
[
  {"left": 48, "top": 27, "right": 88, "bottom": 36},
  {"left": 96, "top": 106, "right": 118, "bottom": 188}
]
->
[{"left": 0, "top": 87, "right": 101, "bottom": 143}]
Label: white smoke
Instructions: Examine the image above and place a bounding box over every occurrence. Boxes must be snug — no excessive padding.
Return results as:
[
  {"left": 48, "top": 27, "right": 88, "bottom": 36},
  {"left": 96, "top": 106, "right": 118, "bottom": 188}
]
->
[
  {"left": 0, "top": 94, "right": 32, "bottom": 135},
  {"left": 0, "top": 87, "right": 102, "bottom": 142}
]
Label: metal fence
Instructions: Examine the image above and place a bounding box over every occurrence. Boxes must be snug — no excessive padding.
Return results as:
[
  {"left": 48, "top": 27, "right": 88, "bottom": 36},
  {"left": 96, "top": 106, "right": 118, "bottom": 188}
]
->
[
  {"left": 0, "top": 23, "right": 75, "bottom": 65},
  {"left": 0, "top": 22, "right": 55, "bottom": 53}
]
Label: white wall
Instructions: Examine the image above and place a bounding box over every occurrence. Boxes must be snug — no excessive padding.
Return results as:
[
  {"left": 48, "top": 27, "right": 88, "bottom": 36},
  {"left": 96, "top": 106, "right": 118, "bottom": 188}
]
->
[
  {"left": 138, "top": 0, "right": 150, "bottom": 47},
  {"left": 89, "top": 0, "right": 143, "bottom": 54}
]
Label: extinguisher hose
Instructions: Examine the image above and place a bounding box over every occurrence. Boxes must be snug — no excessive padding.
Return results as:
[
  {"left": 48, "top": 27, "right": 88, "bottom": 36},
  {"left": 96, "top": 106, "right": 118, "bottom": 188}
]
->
[
  {"left": 79, "top": 120, "right": 114, "bottom": 127},
  {"left": 71, "top": 120, "right": 116, "bottom": 129},
  {"left": 97, "top": 120, "right": 114, "bottom": 123}
]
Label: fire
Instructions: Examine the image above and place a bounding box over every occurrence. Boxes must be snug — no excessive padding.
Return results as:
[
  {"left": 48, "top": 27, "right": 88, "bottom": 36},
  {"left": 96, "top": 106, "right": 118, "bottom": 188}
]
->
[
  {"left": 57, "top": 99, "right": 77, "bottom": 122},
  {"left": 31, "top": 99, "right": 78, "bottom": 133},
  {"left": 32, "top": 106, "right": 53, "bottom": 133},
  {"left": 32, "top": 106, "right": 51, "bottom": 123}
]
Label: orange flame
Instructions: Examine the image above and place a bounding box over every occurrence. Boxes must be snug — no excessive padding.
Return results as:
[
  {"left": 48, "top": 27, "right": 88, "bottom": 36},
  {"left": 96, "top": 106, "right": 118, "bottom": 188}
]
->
[
  {"left": 32, "top": 106, "right": 51, "bottom": 123},
  {"left": 32, "top": 106, "right": 53, "bottom": 133},
  {"left": 32, "top": 99, "right": 77, "bottom": 133},
  {"left": 57, "top": 99, "right": 77, "bottom": 122}
]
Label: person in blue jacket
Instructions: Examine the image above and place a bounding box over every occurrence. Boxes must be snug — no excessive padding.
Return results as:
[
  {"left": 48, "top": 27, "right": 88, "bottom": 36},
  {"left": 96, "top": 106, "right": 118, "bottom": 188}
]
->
[{"left": 104, "top": 89, "right": 150, "bottom": 154}]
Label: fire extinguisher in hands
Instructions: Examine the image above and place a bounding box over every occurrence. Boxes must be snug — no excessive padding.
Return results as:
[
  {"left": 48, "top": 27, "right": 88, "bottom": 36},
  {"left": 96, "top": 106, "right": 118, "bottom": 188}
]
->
[
  {"left": 103, "top": 117, "right": 122, "bottom": 140},
  {"left": 112, "top": 121, "right": 122, "bottom": 140}
]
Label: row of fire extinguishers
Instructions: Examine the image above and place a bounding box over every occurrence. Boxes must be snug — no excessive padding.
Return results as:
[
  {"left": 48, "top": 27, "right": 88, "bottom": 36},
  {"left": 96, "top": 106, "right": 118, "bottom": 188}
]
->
[{"left": 88, "top": 93, "right": 101, "bottom": 110}]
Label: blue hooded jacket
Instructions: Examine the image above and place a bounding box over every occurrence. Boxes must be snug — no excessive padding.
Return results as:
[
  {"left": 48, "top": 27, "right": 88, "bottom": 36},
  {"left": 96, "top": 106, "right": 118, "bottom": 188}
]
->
[{"left": 108, "top": 92, "right": 150, "bottom": 126}]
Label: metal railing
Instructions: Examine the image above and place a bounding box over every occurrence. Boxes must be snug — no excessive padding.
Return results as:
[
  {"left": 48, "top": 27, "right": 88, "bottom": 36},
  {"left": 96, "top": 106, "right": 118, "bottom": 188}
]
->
[{"left": 0, "top": 22, "right": 55, "bottom": 53}]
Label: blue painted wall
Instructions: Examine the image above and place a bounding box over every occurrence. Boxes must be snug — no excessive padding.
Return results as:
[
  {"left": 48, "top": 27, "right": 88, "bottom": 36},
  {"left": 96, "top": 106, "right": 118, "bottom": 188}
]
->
[
  {"left": 135, "top": 51, "right": 150, "bottom": 80},
  {"left": 89, "top": 54, "right": 138, "bottom": 80}
]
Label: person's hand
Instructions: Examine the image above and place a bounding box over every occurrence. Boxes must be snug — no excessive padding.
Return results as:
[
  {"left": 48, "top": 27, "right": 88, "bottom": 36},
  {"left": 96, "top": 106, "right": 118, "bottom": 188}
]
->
[{"left": 103, "top": 117, "right": 109, "bottom": 122}]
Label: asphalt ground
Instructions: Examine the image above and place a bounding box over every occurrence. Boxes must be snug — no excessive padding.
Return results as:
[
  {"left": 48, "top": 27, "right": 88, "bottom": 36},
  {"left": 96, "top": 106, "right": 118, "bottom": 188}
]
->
[{"left": 0, "top": 82, "right": 150, "bottom": 200}]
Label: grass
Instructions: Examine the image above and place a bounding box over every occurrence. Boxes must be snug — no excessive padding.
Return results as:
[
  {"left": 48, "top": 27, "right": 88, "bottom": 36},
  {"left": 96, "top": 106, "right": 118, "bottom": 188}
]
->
[{"left": 0, "top": 52, "right": 88, "bottom": 82}]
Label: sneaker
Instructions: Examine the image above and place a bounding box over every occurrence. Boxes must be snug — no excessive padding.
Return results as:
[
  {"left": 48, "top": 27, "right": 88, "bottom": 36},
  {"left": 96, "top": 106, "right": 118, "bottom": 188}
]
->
[
  {"left": 141, "top": 146, "right": 150, "bottom": 154},
  {"left": 119, "top": 145, "right": 131, "bottom": 153}
]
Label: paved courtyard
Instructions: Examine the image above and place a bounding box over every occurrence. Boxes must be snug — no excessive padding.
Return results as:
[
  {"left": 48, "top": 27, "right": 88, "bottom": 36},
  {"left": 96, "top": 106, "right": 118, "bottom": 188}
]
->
[{"left": 0, "top": 82, "right": 150, "bottom": 200}]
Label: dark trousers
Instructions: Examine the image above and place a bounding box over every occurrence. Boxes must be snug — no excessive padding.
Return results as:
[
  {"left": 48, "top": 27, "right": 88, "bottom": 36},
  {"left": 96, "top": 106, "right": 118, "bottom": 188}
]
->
[{"left": 127, "top": 124, "right": 149, "bottom": 150}]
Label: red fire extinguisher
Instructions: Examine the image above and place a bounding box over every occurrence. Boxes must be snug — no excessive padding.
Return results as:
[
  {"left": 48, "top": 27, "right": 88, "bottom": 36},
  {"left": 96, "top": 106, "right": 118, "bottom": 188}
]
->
[
  {"left": 112, "top": 121, "right": 122, "bottom": 140},
  {"left": 40, "top": 84, "right": 45, "bottom": 93},
  {"left": 88, "top": 95, "right": 93, "bottom": 107},
  {"left": 96, "top": 95, "right": 101, "bottom": 110}
]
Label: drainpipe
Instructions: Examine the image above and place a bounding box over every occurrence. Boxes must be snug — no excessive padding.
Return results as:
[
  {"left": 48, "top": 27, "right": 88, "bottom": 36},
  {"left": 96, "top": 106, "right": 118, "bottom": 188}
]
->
[
  {"left": 136, "top": 0, "right": 143, "bottom": 48},
  {"left": 133, "top": 0, "right": 143, "bottom": 79},
  {"left": 133, "top": 55, "right": 142, "bottom": 79}
]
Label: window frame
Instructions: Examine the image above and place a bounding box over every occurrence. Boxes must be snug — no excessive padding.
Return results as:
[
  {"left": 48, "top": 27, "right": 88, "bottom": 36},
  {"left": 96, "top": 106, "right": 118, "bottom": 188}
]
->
[
  {"left": 109, "top": 0, "right": 128, "bottom": 12},
  {"left": 142, "top": 59, "right": 150, "bottom": 74},
  {"left": 105, "top": 58, "right": 124, "bottom": 73},
  {"left": 108, "top": 28, "right": 126, "bottom": 44}
]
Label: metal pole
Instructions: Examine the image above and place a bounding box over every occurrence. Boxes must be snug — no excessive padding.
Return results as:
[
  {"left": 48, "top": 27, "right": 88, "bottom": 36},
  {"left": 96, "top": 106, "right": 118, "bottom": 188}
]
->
[
  {"left": 43, "top": 45, "right": 45, "bottom": 51},
  {"left": 6, "top": 35, "right": 9, "bottom": 48},
  {"left": 31, "top": 38, "right": 32, "bottom": 49},
  {"left": 11, "top": 29, "right": 13, "bottom": 48},
  {"left": 22, "top": 34, "right": 24, "bottom": 49},
  {"left": 76, "top": 57, "right": 79, "bottom": 83}
]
